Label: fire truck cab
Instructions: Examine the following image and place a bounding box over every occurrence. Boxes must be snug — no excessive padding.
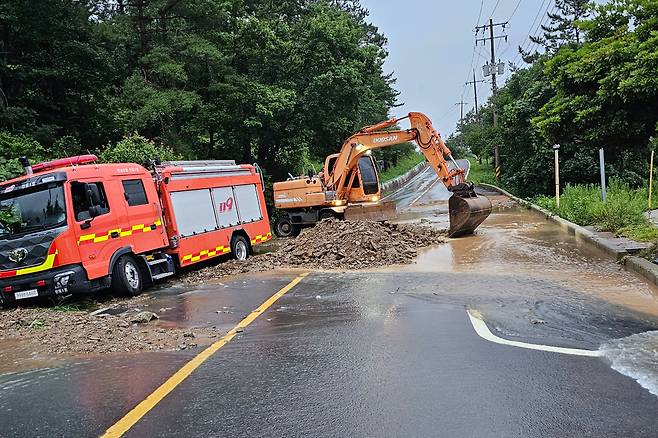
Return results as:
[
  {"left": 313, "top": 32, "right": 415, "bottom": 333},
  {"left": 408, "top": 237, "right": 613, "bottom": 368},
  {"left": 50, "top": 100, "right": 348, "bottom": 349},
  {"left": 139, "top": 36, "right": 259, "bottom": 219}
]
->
[{"left": 0, "top": 156, "right": 271, "bottom": 304}]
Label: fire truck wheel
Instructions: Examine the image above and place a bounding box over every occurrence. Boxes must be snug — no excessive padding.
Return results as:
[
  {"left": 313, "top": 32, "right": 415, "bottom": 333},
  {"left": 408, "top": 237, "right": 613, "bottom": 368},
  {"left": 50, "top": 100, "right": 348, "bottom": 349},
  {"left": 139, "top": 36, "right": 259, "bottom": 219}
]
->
[
  {"left": 274, "top": 216, "right": 300, "bottom": 238},
  {"left": 231, "top": 235, "right": 251, "bottom": 261},
  {"left": 112, "top": 255, "right": 143, "bottom": 296}
]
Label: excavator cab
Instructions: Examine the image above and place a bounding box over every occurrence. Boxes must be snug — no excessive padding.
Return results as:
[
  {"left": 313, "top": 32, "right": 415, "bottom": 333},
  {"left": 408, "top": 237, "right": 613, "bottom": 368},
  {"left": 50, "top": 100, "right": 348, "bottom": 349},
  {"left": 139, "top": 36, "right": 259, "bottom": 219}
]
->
[{"left": 346, "top": 156, "right": 380, "bottom": 203}]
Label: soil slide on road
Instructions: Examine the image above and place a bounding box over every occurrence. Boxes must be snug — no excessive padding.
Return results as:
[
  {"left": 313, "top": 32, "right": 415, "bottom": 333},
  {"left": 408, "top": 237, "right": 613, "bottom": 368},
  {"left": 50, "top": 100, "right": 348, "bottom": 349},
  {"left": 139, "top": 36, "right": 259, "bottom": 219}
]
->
[{"left": 184, "top": 220, "right": 447, "bottom": 283}]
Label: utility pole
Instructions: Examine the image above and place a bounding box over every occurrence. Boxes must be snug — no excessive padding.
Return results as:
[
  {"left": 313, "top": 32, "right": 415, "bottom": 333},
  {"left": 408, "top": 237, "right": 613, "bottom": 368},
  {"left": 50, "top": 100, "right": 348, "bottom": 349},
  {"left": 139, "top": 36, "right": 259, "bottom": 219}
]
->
[
  {"left": 455, "top": 100, "right": 468, "bottom": 152},
  {"left": 465, "top": 70, "right": 487, "bottom": 121},
  {"left": 476, "top": 18, "right": 508, "bottom": 180},
  {"left": 455, "top": 100, "right": 468, "bottom": 125}
]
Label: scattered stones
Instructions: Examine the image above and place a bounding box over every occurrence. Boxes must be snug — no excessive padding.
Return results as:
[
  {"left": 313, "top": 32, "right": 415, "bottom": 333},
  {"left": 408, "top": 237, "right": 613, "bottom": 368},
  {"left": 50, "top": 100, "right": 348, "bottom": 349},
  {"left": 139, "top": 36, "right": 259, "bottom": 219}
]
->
[{"left": 130, "top": 311, "right": 159, "bottom": 324}]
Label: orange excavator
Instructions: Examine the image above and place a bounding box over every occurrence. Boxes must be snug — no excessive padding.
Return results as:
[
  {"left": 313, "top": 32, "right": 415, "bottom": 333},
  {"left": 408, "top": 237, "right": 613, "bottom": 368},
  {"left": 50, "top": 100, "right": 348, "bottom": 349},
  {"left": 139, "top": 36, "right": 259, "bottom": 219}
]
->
[{"left": 272, "top": 112, "right": 492, "bottom": 238}]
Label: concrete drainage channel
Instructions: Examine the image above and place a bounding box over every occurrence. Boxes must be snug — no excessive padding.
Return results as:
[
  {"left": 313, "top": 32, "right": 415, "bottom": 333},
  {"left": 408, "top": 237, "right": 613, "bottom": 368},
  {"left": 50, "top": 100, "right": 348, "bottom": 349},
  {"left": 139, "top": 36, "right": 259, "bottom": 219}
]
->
[{"left": 479, "top": 183, "right": 658, "bottom": 288}]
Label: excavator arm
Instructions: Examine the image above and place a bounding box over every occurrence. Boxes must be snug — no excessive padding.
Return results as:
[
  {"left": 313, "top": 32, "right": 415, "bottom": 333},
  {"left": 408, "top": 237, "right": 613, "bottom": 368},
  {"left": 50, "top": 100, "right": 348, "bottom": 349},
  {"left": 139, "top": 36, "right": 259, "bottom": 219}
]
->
[
  {"left": 326, "top": 112, "right": 492, "bottom": 237},
  {"left": 327, "top": 112, "right": 465, "bottom": 198}
]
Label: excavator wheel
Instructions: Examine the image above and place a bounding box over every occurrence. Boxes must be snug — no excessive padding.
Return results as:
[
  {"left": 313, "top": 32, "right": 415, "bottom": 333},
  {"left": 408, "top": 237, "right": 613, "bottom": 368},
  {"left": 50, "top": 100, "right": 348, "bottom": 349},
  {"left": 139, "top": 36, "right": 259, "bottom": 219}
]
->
[{"left": 274, "top": 215, "right": 301, "bottom": 238}]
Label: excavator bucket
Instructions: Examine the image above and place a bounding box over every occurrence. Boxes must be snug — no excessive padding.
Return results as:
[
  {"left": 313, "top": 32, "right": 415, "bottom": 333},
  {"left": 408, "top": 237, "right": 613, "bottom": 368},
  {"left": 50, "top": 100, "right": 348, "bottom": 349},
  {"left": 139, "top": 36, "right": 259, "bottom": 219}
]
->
[
  {"left": 448, "top": 194, "right": 492, "bottom": 237},
  {"left": 344, "top": 201, "right": 397, "bottom": 222}
]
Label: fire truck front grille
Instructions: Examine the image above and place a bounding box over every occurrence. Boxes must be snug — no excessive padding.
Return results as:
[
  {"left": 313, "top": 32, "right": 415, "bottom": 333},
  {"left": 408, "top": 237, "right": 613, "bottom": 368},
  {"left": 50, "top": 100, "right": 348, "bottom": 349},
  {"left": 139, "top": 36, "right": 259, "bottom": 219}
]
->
[{"left": 0, "top": 227, "right": 64, "bottom": 271}]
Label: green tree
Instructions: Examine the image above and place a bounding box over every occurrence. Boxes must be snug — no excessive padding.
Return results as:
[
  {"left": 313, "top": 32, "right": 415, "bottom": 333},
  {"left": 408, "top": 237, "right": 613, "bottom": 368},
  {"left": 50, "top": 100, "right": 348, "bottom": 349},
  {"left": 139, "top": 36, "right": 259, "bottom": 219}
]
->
[
  {"left": 0, "top": 0, "right": 117, "bottom": 148},
  {"left": 521, "top": 0, "right": 591, "bottom": 62},
  {"left": 462, "top": 0, "right": 658, "bottom": 198},
  {"left": 0, "top": 131, "right": 46, "bottom": 181},
  {"left": 99, "top": 133, "right": 180, "bottom": 164}
]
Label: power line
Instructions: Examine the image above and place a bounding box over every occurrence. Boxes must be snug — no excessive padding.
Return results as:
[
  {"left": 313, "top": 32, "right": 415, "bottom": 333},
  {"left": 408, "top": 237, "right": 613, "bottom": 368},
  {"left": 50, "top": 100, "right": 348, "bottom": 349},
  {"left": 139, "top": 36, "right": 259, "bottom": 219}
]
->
[
  {"left": 512, "top": 0, "right": 554, "bottom": 65},
  {"left": 488, "top": 0, "right": 502, "bottom": 20},
  {"left": 528, "top": 5, "right": 557, "bottom": 55},
  {"left": 462, "top": 0, "right": 486, "bottom": 101},
  {"left": 476, "top": 0, "right": 485, "bottom": 26},
  {"left": 507, "top": 0, "right": 523, "bottom": 22},
  {"left": 520, "top": 2, "right": 558, "bottom": 62}
]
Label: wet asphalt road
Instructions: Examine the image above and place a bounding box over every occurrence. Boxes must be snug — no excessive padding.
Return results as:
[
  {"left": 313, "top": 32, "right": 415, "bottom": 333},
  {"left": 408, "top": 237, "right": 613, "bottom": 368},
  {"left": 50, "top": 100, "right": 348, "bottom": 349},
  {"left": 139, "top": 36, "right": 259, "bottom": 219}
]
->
[{"left": 3, "top": 170, "right": 658, "bottom": 437}]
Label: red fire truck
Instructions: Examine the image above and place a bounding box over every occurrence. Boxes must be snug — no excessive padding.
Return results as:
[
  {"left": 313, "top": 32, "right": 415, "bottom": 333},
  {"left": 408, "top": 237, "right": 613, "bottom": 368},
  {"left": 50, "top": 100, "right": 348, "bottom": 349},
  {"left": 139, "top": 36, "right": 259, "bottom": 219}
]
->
[{"left": 0, "top": 156, "right": 272, "bottom": 303}]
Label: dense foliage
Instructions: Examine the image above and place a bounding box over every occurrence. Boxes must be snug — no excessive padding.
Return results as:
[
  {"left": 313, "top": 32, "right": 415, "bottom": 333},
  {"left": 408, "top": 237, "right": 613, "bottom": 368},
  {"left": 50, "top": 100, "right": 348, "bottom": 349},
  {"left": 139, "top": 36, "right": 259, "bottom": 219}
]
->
[
  {"left": 452, "top": 0, "right": 658, "bottom": 199},
  {"left": 0, "top": 0, "right": 397, "bottom": 180}
]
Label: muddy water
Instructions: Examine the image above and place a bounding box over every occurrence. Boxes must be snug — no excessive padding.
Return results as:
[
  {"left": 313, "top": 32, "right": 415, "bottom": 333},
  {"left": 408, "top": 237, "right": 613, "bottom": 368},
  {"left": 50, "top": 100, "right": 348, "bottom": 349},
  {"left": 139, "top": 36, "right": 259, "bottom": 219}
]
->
[
  {"left": 398, "top": 206, "right": 658, "bottom": 398},
  {"left": 409, "top": 207, "right": 658, "bottom": 317}
]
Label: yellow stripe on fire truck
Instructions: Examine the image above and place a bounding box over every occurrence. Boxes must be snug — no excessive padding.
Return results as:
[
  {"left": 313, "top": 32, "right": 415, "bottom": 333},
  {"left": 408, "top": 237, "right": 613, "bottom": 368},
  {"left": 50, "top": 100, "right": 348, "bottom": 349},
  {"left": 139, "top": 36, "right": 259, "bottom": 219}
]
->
[
  {"left": 182, "top": 245, "right": 231, "bottom": 264},
  {"left": 181, "top": 232, "right": 272, "bottom": 264},
  {"left": 251, "top": 232, "right": 272, "bottom": 245},
  {"left": 77, "top": 220, "right": 162, "bottom": 245}
]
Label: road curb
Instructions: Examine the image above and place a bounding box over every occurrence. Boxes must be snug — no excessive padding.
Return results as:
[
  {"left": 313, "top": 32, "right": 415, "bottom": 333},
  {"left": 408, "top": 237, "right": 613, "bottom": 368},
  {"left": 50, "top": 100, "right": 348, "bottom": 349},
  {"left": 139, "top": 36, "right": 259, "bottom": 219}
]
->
[
  {"left": 479, "top": 183, "right": 658, "bottom": 286},
  {"left": 381, "top": 161, "right": 429, "bottom": 194},
  {"left": 478, "top": 183, "right": 639, "bottom": 261},
  {"left": 622, "top": 256, "right": 658, "bottom": 287}
]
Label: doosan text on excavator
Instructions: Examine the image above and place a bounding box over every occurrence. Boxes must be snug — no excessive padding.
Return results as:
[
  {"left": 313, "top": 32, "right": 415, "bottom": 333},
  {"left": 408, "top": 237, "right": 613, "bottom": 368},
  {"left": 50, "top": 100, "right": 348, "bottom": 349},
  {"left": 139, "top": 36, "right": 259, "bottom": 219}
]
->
[{"left": 272, "top": 112, "right": 492, "bottom": 238}]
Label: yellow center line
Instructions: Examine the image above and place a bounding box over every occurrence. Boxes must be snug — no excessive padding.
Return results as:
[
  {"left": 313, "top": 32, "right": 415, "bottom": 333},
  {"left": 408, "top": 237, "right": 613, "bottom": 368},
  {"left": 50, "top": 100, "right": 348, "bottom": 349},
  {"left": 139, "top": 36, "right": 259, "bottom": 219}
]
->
[{"left": 102, "top": 272, "right": 310, "bottom": 438}]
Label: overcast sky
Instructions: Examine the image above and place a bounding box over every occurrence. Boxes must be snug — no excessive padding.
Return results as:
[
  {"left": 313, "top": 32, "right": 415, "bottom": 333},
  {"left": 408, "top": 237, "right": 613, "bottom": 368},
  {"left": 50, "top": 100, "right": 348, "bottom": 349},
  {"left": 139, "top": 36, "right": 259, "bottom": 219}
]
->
[{"left": 359, "top": 0, "right": 560, "bottom": 137}]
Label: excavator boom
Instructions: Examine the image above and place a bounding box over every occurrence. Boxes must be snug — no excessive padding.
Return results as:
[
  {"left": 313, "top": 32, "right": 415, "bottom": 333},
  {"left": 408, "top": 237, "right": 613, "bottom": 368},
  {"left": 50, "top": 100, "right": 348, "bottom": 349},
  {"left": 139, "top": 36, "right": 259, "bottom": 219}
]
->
[{"left": 325, "top": 112, "right": 491, "bottom": 236}]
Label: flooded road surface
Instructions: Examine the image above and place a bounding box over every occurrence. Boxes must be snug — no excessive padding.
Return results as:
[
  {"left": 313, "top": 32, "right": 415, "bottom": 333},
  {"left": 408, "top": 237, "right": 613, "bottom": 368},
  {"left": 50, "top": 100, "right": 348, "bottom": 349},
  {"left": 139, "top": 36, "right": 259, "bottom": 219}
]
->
[{"left": 3, "top": 174, "right": 658, "bottom": 436}]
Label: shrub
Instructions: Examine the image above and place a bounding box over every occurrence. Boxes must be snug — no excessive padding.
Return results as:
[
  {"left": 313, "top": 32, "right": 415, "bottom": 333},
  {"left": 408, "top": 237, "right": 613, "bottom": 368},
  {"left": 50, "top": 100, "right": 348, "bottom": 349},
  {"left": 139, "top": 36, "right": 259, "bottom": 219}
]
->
[
  {"left": 0, "top": 131, "right": 46, "bottom": 181},
  {"left": 597, "top": 180, "right": 647, "bottom": 232},
  {"left": 561, "top": 184, "right": 608, "bottom": 226},
  {"left": 534, "top": 179, "right": 657, "bottom": 241},
  {"left": 100, "top": 133, "right": 181, "bottom": 165}
]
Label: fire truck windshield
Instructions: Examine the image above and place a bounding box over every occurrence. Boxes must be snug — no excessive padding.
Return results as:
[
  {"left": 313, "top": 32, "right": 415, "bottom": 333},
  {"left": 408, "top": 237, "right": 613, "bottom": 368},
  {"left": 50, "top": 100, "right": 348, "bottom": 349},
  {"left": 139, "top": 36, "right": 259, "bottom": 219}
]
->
[{"left": 0, "top": 183, "right": 66, "bottom": 239}]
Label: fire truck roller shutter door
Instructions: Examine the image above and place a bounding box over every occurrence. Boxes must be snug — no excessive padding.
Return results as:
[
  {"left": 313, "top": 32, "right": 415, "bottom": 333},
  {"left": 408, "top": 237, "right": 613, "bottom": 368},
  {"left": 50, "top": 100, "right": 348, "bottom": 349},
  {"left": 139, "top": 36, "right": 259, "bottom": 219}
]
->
[
  {"left": 233, "top": 184, "right": 263, "bottom": 223},
  {"left": 212, "top": 187, "right": 240, "bottom": 228},
  {"left": 170, "top": 190, "right": 217, "bottom": 238}
]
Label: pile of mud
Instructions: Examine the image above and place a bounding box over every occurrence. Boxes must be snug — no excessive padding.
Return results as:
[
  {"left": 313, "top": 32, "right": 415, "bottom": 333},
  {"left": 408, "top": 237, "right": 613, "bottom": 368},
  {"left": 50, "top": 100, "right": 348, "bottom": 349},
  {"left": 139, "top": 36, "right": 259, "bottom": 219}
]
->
[{"left": 184, "top": 220, "right": 446, "bottom": 283}]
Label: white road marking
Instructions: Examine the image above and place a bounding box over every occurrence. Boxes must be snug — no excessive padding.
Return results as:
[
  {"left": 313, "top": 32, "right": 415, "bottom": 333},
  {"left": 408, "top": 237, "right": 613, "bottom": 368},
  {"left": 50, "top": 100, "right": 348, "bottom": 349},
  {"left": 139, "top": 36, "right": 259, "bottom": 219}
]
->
[{"left": 467, "top": 310, "right": 603, "bottom": 357}]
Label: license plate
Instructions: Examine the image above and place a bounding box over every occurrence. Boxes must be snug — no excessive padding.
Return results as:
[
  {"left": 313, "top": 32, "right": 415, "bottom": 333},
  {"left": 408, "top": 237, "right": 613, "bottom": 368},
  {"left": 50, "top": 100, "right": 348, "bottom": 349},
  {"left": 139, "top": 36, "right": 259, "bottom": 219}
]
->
[{"left": 14, "top": 289, "right": 39, "bottom": 300}]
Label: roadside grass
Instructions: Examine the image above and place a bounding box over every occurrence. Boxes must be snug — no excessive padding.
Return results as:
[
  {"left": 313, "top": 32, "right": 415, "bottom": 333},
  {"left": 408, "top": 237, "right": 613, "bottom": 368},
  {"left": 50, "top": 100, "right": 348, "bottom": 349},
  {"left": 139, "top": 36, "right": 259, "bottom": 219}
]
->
[
  {"left": 534, "top": 180, "right": 658, "bottom": 242},
  {"left": 466, "top": 157, "right": 497, "bottom": 185},
  {"left": 52, "top": 304, "right": 85, "bottom": 312},
  {"left": 379, "top": 151, "right": 425, "bottom": 183}
]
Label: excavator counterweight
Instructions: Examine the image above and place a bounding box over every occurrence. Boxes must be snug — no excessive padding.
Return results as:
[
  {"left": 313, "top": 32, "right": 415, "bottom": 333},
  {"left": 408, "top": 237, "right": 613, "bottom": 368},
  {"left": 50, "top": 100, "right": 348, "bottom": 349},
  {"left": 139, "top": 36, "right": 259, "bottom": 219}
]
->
[{"left": 343, "top": 201, "right": 397, "bottom": 222}]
